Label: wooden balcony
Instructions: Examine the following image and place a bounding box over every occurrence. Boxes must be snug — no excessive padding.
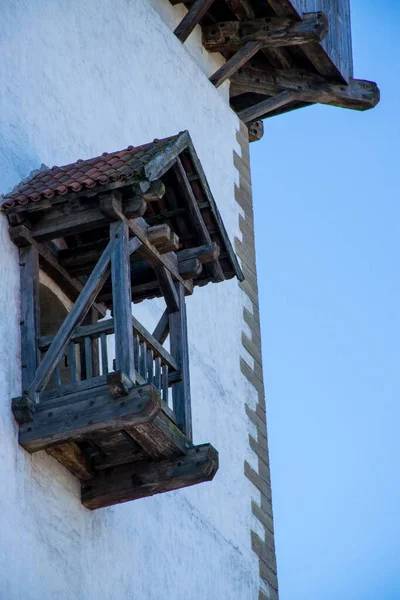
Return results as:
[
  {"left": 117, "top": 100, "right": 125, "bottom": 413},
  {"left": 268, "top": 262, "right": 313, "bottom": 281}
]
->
[
  {"left": 3, "top": 132, "right": 237, "bottom": 509},
  {"left": 171, "top": 0, "right": 379, "bottom": 140}
]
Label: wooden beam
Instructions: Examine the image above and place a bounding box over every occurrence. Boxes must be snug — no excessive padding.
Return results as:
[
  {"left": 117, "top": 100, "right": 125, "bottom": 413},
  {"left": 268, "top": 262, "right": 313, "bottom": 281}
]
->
[
  {"left": 111, "top": 221, "right": 135, "bottom": 381},
  {"left": 232, "top": 65, "right": 380, "bottom": 111},
  {"left": 169, "top": 282, "right": 192, "bottom": 438},
  {"left": 10, "top": 225, "right": 107, "bottom": 316},
  {"left": 19, "top": 245, "right": 40, "bottom": 393},
  {"left": 238, "top": 90, "right": 297, "bottom": 122},
  {"left": 152, "top": 309, "right": 169, "bottom": 344},
  {"left": 46, "top": 442, "right": 94, "bottom": 480},
  {"left": 174, "top": 0, "right": 216, "bottom": 43},
  {"left": 81, "top": 443, "right": 219, "bottom": 509},
  {"left": 132, "top": 314, "right": 178, "bottom": 371},
  {"left": 18, "top": 383, "right": 161, "bottom": 453},
  {"left": 155, "top": 266, "right": 180, "bottom": 313},
  {"left": 210, "top": 40, "right": 264, "bottom": 88},
  {"left": 28, "top": 196, "right": 146, "bottom": 241},
  {"left": 204, "top": 13, "right": 328, "bottom": 53},
  {"left": 174, "top": 158, "right": 224, "bottom": 282},
  {"left": 26, "top": 227, "right": 121, "bottom": 398}
]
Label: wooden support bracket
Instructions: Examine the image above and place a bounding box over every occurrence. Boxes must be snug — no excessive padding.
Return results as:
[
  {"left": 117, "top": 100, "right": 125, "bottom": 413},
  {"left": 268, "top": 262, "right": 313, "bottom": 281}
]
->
[
  {"left": 81, "top": 443, "right": 219, "bottom": 509},
  {"left": 174, "top": 0, "right": 217, "bottom": 43}
]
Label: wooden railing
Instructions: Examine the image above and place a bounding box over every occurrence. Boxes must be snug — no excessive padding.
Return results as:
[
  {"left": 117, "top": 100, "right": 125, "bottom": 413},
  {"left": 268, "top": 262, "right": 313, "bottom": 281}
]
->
[{"left": 38, "top": 316, "right": 178, "bottom": 410}]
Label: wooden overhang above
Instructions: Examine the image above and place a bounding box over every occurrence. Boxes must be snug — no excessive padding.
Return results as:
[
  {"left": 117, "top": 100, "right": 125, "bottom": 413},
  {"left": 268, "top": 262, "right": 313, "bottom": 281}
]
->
[
  {"left": 171, "top": 0, "right": 380, "bottom": 139},
  {"left": 2, "top": 131, "right": 243, "bottom": 306}
]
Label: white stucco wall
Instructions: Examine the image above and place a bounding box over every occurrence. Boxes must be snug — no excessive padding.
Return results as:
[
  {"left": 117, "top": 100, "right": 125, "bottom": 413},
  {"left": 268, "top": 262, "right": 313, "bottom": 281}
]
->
[{"left": 0, "top": 1, "right": 262, "bottom": 598}]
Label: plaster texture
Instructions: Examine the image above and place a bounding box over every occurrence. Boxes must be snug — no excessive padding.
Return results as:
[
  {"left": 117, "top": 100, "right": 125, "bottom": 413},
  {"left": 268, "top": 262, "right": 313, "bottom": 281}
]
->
[{"left": 0, "top": 1, "right": 265, "bottom": 598}]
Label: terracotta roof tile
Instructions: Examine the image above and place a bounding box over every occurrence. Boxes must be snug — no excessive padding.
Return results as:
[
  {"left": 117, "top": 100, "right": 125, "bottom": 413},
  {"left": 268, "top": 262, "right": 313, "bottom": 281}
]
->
[{"left": 2, "top": 135, "right": 179, "bottom": 210}]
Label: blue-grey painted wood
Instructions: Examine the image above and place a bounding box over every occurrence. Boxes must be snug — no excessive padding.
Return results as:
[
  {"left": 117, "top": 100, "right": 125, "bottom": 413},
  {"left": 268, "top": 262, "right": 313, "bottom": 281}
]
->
[
  {"left": 110, "top": 220, "right": 135, "bottom": 382},
  {"left": 290, "top": 0, "right": 353, "bottom": 80},
  {"left": 169, "top": 282, "right": 192, "bottom": 439},
  {"left": 19, "top": 246, "right": 40, "bottom": 394}
]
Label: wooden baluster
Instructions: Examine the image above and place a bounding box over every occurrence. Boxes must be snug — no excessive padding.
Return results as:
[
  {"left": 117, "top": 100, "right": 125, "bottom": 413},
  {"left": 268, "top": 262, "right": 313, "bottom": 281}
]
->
[
  {"left": 155, "top": 356, "right": 161, "bottom": 391},
  {"left": 140, "top": 341, "right": 147, "bottom": 379},
  {"left": 54, "top": 363, "right": 61, "bottom": 387},
  {"left": 100, "top": 333, "right": 108, "bottom": 375},
  {"left": 162, "top": 364, "right": 169, "bottom": 406},
  {"left": 133, "top": 334, "right": 140, "bottom": 373},
  {"left": 69, "top": 342, "right": 77, "bottom": 383},
  {"left": 84, "top": 336, "right": 93, "bottom": 380},
  {"left": 147, "top": 349, "right": 154, "bottom": 385},
  {"left": 169, "top": 282, "right": 192, "bottom": 438}
]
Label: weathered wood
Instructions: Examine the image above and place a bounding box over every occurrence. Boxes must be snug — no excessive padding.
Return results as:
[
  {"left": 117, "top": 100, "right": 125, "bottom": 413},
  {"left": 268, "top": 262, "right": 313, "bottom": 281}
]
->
[
  {"left": 10, "top": 225, "right": 106, "bottom": 316},
  {"left": 107, "top": 371, "right": 134, "bottom": 398},
  {"left": 210, "top": 40, "right": 264, "bottom": 88},
  {"left": 12, "top": 395, "right": 37, "bottom": 424},
  {"left": 178, "top": 258, "right": 202, "bottom": 279},
  {"left": 152, "top": 309, "right": 169, "bottom": 344},
  {"left": 39, "top": 319, "right": 115, "bottom": 351},
  {"left": 205, "top": 13, "right": 328, "bottom": 53},
  {"left": 238, "top": 90, "right": 297, "bottom": 122},
  {"left": 147, "top": 224, "right": 179, "bottom": 253},
  {"left": 178, "top": 242, "right": 220, "bottom": 264},
  {"left": 174, "top": 0, "right": 217, "bottom": 43},
  {"left": 169, "top": 282, "right": 192, "bottom": 438},
  {"left": 111, "top": 220, "right": 135, "bottom": 380},
  {"left": 100, "top": 333, "right": 108, "bottom": 375},
  {"left": 46, "top": 442, "right": 94, "bottom": 480},
  {"left": 232, "top": 64, "right": 380, "bottom": 112},
  {"left": 19, "top": 245, "right": 40, "bottom": 393},
  {"left": 132, "top": 314, "right": 178, "bottom": 371},
  {"left": 248, "top": 119, "right": 264, "bottom": 142},
  {"left": 27, "top": 229, "right": 120, "bottom": 398},
  {"left": 19, "top": 383, "right": 161, "bottom": 453},
  {"left": 125, "top": 409, "right": 189, "bottom": 459},
  {"left": 174, "top": 158, "right": 224, "bottom": 282},
  {"left": 90, "top": 431, "right": 144, "bottom": 470},
  {"left": 81, "top": 443, "right": 219, "bottom": 509},
  {"left": 155, "top": 266, "right": 180, "bottom": 313},
  {"left": 28, "top": 196, "right": 147, "bottom": 241}
]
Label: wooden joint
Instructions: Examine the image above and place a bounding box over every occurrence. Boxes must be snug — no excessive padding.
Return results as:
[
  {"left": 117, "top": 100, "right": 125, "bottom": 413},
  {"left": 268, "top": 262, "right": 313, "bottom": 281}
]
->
[
  {"left": 12, "top": 395, "right": 37, "bottom": 424},
  {"left": 100, "top": 191, "right": 123, "bottom": 220},
  {"left": 141, "top": 180, "right": 166, "bottom": 202},
  {"left": 147, "top": 224, "right": 180, "bottom": 253},
  {"left": 107, "top": 371, "right": 135, "bottom": 398}
]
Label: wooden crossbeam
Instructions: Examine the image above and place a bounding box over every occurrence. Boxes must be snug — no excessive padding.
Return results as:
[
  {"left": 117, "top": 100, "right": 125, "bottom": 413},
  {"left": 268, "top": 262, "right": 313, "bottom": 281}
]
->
[
  {"left": 232, "top": 65, "right": 380, "bottom": 112},
  {"left": 238, "top": 90, "right": 297, "bottom": 122},
  {"left": 204, "top": 14, "right": 328, "bottom": 53},
  {"left": 174, "top": 0, "right": 217, "bottom": 43},
  {"left": 81, "top": 443, "right": 219, "bottom": 509},
  {"left": 26, "top": 226, "right": 121, "bottom": 399}
]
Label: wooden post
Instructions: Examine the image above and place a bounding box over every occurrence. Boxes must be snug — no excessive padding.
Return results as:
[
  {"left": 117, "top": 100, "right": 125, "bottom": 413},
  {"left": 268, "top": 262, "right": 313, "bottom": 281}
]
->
[
  {"left": 110, "top": 220, "right": 135, "bottom": 382},
  {"left": 169, "top": 282, "right": 192, "bottom": 439},
  {"left": 19, "top": 245, "right": 40, "bottom": 393}
]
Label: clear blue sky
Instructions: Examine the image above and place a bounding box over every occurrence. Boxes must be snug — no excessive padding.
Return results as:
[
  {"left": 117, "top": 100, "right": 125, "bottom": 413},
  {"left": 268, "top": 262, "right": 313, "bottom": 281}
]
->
[{"left": 251, "top": 2, "right": 400, "bottom": 599}]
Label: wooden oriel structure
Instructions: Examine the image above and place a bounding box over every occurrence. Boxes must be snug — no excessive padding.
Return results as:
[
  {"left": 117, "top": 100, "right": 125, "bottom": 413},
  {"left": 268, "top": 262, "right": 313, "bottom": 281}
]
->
[
  {"left": 172, "top": 0, "right": 379, "bottom": 140},
  {"left": 2, "top": 131, "right": 241, "bottom": 509}
]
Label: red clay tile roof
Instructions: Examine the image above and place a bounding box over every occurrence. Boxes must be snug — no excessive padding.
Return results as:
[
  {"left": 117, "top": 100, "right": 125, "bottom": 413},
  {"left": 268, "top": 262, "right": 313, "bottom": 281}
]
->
[{"left": 2, "top": 135, "right": 179, "bottom": 210}]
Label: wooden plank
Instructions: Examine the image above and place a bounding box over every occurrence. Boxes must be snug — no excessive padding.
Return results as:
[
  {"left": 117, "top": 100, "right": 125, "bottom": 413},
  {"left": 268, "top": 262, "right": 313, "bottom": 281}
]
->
[
  {"left": 81, "top": 444, "right": 219, "bottom": 509},
  {"left": 204, "top": 13, "right": 328, "bottom": 54},
  {"left": 169, "top": 282, "right": 192, "bottom": 438},
  {"left": 238, "top": 90, "right": 297, "bottom": 122},
  {"left": 110, "top": 220, "right": 135, "bottom": 381},
  {"left": 26, "top": 229, "right": 120, "bottom": 398},
  {"left": 178, "top": 258, "right": 203, "bottom": 279},
  {"left": 124, "top": 409, "right": 189, "bottom": 459},
  {"left": 46, "top": 442, "right": 94, "bottom": 480},
  {"left": 19, "top": 245, "right": 40, "bottom": 393},
  {"left": 39, "top": 318, "right": 114, "bottom": 351},
  {"left": 10, "top": 225, "right": 106, "bottom": 316},
  {"left": 174, "top": 0, "right": 217, "bottom": 43},
  {"left": 19, "top": 383, "right": 161, "bottom": 453}
]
